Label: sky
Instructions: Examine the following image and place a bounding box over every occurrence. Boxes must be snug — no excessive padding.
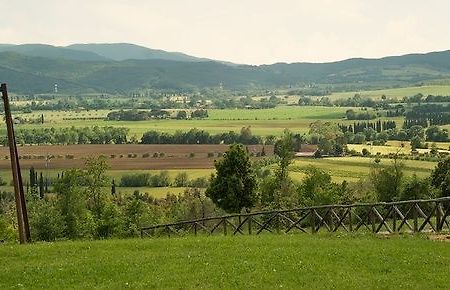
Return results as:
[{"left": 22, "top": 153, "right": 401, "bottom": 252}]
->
[{"left": 0, "top": 0, "right": 449, "bottom": 64}]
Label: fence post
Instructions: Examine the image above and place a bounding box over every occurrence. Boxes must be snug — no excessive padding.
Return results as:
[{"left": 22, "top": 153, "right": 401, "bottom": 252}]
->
[
  {"left": 436, "top": 202, "right": 442, "bottom": 232},
  {"left": 413, "top": 203, "right": 418, "bottom": 233},
  {"left": 348, "top": 207, "right": 353, "bottom": 232},
  {"left": 392, "top": 205, "right": 397, "bottom": 233},
  {"left": 248, "top": 216, "right": 252, "bottom": 235},
  {"left": 223, "top": 217, "right": 227, "bottom": 236},
  {"left": 370, "top": 207, "right": 376, "bottom": 233},
  {"left": 311, "top": 209, "right": 316, "bottom": 234}
]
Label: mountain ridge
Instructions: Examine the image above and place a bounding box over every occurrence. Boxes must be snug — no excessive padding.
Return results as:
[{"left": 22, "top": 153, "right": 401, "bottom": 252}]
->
[{"left": 0, "top": 43, "right": 449, "bottom": 94}]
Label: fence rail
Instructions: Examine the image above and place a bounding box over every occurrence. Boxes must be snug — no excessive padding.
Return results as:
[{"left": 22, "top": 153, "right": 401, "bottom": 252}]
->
[{"left": 140, "top": 197, "right": 450, "bottom": 238}]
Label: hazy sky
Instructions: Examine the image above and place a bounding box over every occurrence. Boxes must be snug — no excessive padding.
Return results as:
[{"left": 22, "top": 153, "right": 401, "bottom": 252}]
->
[{"left": 1, "top": 0, "right": 449, "bottom": 64}]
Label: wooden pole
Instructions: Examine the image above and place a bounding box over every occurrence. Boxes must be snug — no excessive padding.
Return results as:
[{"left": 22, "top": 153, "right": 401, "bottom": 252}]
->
[{"left": 1, "top": 84, "right": 30, "bottom": 243}]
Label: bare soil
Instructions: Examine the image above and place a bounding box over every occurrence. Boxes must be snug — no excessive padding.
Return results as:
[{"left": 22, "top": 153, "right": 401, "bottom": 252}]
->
[{"left": 0, "top": 144, "right": 273, "bottom": 170}]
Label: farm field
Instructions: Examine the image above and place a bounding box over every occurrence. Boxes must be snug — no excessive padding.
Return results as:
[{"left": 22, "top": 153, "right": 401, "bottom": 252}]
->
[
  {"left": 0, "top": 144, "right": 272, "bottom": 170},
  {"left": 0, "top": 234, "right": 449, "bottom": 289},
  {"left": 329, "top": 85, "right": 450, "bottom": 100},
  {"left": 0, "top": 154, "right": 438, "bottom": 197},
  {"left": 290, "top": 157, "right": 437, "bottom": 183},
  {"left": 8, "top": 106, "right": 351, "bottom": 137}
]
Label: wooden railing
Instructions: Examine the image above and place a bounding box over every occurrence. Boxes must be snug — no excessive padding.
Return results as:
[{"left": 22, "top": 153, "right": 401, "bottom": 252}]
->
[{"left": 140, "top": 197, "right": 450, "bottom": 238}]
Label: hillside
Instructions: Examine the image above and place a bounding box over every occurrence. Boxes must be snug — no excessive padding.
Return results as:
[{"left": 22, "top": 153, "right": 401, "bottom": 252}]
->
[
  {"left": 67, "top": 43, "right": 210, "bottom": 62},
  {"left": 0, "top": 44, "right": 450, "bottom": 94},
  {"left": 0, "top": 44, "right": 108, "bottom": 61}
]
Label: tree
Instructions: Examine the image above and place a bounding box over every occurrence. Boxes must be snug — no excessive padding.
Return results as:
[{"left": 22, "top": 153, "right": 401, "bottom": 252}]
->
[
  {"left": 297, "top": 166, "right": 349, "bottom": 206},
  {"left": 84, "top": 156, "right": 110, "bottom": 218},
  {"left": 111, "top": 179, "right": 116, "bottom": 196},
  {"left": 176, "top": 110, "right": 187, "bottom": 120},
  {"left": 369, "top": 158, "right": 404, "bottom": 202},
  {"left": 410, "top": 135, "right": 424, "bottom": 150},
  {"left": 174, "top": 172, "right": 189, "bottom": 187},
  {"left": 431, "top": 157, "right": 450, "bottom": 197},
  {"left": 401, "top": 175, "right": 436, "bottom": 200},
  {"left": 39, "top": 172, "right": 44, "bottom": 199},
  {"left": 55, "top": 169, "right": 94, "bottom": 239},
  {"left": 206, "top": 144, "right": 257, "bottom": 213}
]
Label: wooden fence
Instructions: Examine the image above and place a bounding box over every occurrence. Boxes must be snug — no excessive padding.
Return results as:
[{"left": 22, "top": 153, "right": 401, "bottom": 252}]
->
[{"left": 140, "top": 197, "right": 450, "bottom": 238}]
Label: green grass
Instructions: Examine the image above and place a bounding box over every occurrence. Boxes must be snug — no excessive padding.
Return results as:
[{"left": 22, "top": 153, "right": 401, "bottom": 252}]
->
[
  {"left": 289, "top": 157, "right": 436, "bottom": 182},
  {"left": 0, "top": 234, "right": 448, "bottom": 289},
  {"left": 8, "top": 106, "right": 349, "bottom": 137},
  {"left": 329, "top": 85, "right": 450, "bottom": 100}
]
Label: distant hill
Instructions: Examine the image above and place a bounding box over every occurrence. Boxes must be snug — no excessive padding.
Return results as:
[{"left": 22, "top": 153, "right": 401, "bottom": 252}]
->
[
  {"left": 0, "top": 44, "right": 108, "bottom": 61},
  {"left": 67, "top": 43, "right": 210, "bottom": 62},
  {"left": 0, "top": 43, "right": 449, "bottom": 94}
]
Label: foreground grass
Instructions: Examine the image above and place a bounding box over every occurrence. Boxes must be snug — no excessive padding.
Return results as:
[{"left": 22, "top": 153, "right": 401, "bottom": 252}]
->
[{"left": 0, "top": 234, "right": 448, "bottom": 289}]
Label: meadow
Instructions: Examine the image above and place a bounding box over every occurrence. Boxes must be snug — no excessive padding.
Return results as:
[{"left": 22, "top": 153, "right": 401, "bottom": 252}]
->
[
  {"left": 0, "top": 234, "right": 448, "bottom": 289},
  {"left": 329, "top": 84, "right": 450, "bottom": 100},
  {"left": 9, "top": 106, "right": 350, "bottom": 137}
]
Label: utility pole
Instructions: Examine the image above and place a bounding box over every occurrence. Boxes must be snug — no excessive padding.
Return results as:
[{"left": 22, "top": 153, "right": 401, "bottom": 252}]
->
[{"left": 1, "top": 83, "right": 30, "bottom": 243}]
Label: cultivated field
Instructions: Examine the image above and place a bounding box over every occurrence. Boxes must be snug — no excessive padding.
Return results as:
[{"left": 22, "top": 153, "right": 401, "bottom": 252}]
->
[
  {"left": 8, "top": 106, "right": 351, "bottom": 137},
  {"left": 0, "top": 235, "right": 449, "bottom": 289},
  {"left": 290, "top": 157, "right": 437, "bottom": 183},
  {"left": 0, "top": 144, "right": 273, "bottom": 170},
  {"left": 329, "top": 85, "right": 450, "bottom": 100}
]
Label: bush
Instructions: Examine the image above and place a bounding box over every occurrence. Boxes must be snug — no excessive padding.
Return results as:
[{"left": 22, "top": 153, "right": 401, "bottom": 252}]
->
[
  {"left": 189, "top": 177, "right": 209, "bottom": 188},
  {"left": 150, "top": 171, "right": 171, "bottom": 187},
  {"left": 120, "top": 173, "right": 152, "bottom": 187},
  {"left": 142, "top": 153, "right": 150, "bottom": 158},
  {"left": 174, "top": 172, "right": 189, "bottom": 187},
  {"left": 0, "top": 215, "right": 16, "bottom": 242},
  {"left": 30, "top": 200, "right": 65, "bottom": 241}
]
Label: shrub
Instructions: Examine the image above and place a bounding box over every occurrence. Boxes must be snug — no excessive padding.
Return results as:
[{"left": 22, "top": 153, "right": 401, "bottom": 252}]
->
[
  {"left": 0, "top": 215, "right": 16, "bottom": 242},
  {"left": 29, "top": 200, "right": 65, "bottom": 241},
  {"left": 174, "top": 172, "right": 189, "bottom": 187},
  {"left": 120, "top": 173, "right": 152, "bottom": 187}
]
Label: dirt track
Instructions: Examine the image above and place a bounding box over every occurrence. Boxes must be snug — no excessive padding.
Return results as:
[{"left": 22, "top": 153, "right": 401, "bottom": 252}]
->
[{"left": 0, "top": 144, "right": 273, "bottom": 170}]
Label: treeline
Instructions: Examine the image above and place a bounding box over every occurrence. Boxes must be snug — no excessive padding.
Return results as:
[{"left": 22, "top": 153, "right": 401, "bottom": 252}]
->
[
  {"left": 106, "top": 109, "right": 208, "bottom": 121},
  {"left": 345, "top": 109, "right": 377, "bottom": 120},
  {"left": 213, "top": 96, "right": 279, "bottom": 109},
  {"left": 403, "top": 93, "right": 450, "bottom": 103},
  {"left": 339, "top": 120, "right": 397, "bottom": 134},
  {"left": 404, "top": 104, "right": 450, "bottom": 128},
  {"left": 141, "top": 127, "right": 263, "bottom": 145},
  {"left": 0, "top": 126, "right": 129, "bottom": 145},
  {"left": 119, "top": 172, "right": 208, "bottom": 188}
]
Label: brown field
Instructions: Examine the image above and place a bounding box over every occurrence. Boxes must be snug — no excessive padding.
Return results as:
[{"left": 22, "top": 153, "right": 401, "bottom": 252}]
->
[{"left": 0, "top": 144, "right": 273, "bottom": 170}]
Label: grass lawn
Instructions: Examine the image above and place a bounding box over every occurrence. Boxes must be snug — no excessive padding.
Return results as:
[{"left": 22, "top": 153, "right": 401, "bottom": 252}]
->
[{"left": 0, "top": 234, "right": 448, "bottom": 289}]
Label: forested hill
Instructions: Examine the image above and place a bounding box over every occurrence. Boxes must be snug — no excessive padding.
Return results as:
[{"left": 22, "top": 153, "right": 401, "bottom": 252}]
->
[{"left": 0, "top": 43, "right": 449, "bottom": 94}]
